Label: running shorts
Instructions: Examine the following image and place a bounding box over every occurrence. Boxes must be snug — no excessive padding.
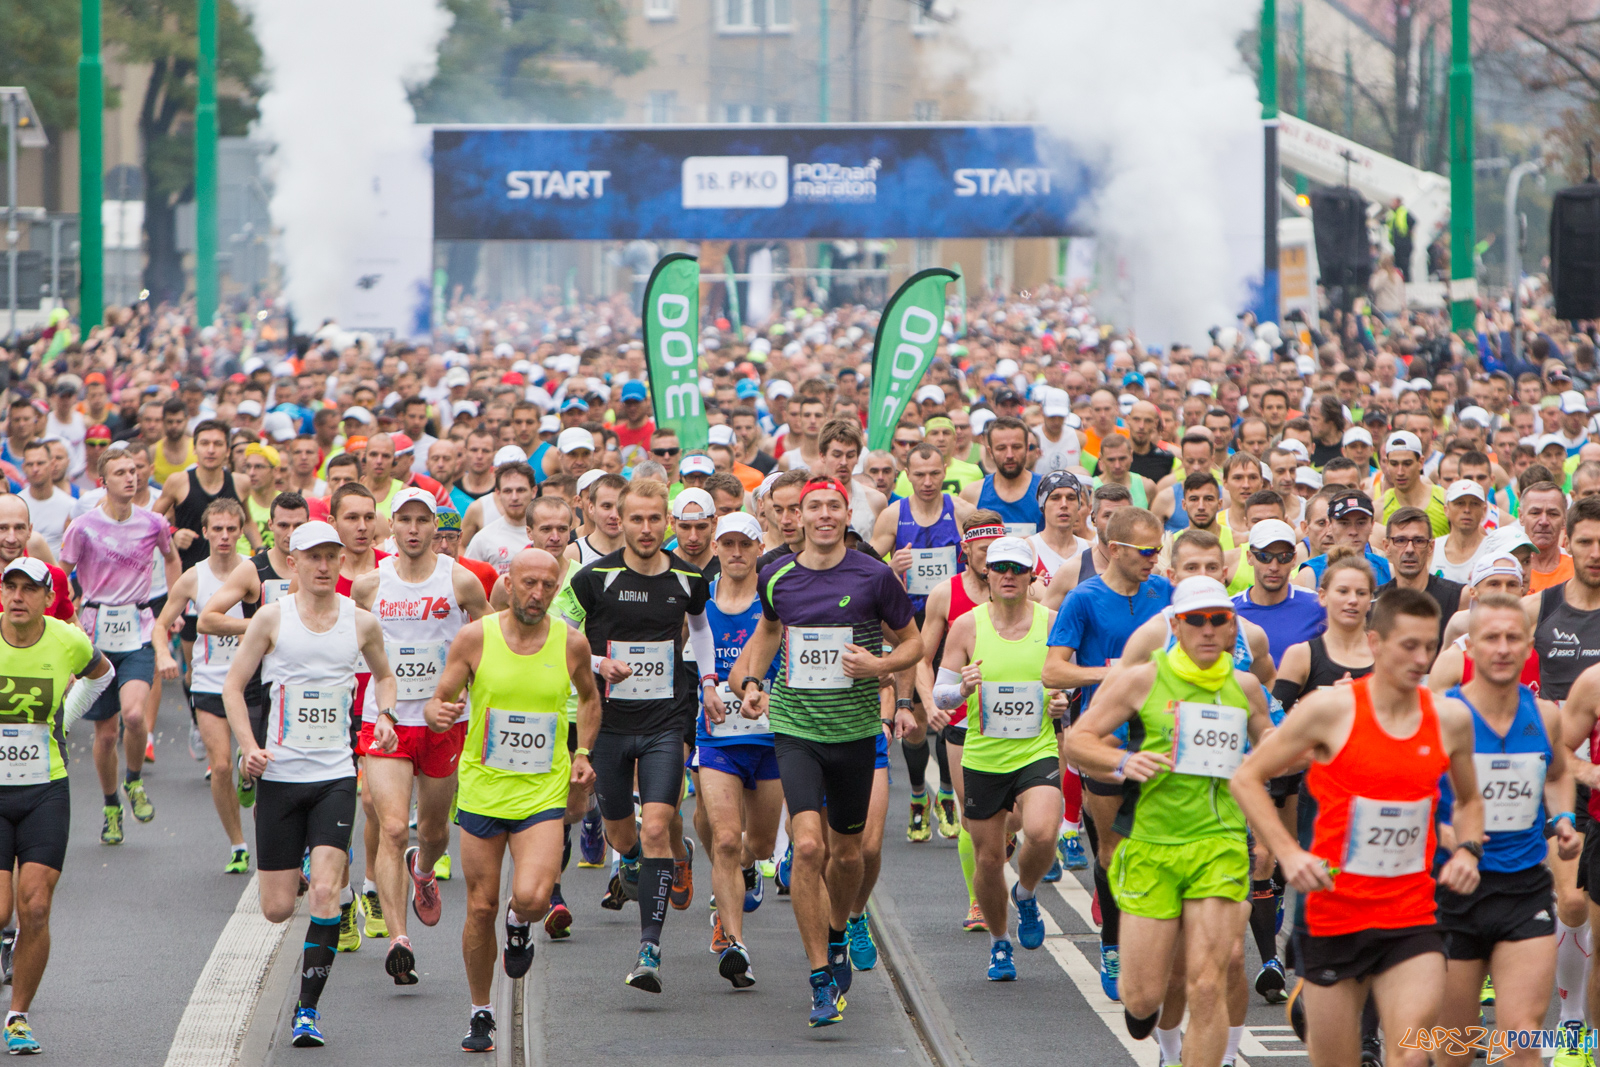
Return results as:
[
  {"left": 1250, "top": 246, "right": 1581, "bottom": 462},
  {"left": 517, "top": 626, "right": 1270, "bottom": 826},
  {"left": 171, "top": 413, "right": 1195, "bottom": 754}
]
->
[
  {"left": 1299, "top": 924, "right": 1443, "bottom": 986},
  {"left": 457, "top": 806, "right": 564, "bottom": 841},
  {"left": 875, "top": 731, "right": 890, "bottom": 771},
  {"left": 85, "top": 644, "right": 156, "bottom": 722},
  {"left": 358, "top": 721, "right": 467, "bottom": 779},
  {"left": 1109, "top": 835, "right": 1250, "bottom": 920},
  {"left": 0, "top": 780, "right": 70, "bottom": 871},
  {"left": 1437, "top": 864, "right": 1555, "bottom": 960},
  {"left": 774, "top": 734, "right": 876, "bottom": 835},
  {"left": 963, "top": 756, "right": 1061, "bottom": 822},
  {"left": 591, "top": 729, "right": 685, "bottom": 821},
  {"left": 695, "top": 743, "right": 780, "bottom": 791},
  {"left": 254, "top": 776, "right": 357, "bottom": 871}
]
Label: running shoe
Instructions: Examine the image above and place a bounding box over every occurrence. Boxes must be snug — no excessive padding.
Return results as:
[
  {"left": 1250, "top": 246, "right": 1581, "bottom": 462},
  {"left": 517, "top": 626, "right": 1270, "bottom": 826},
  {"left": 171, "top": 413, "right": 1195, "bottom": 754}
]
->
[
  {"left": 189, "top": 723, "right": 205, "bottom": 761},
  {"left": 987, "top": 938, "right": 1017, "bottom": 982},
  {"left": 906, "top": 793, "right": 932, "bottom": 842},
  {"left": 1285, "top": 978, "right": 1307, "bottom": 1042},
  {"left": 406, "top": 846, "right": 442, "bottom": 927},
  {"left": 144, "top": 737, "right": 156, "bottom": 763},
  {"left": 578, "top": 807, "right": 604, "bottom": 868},
  {"left": 719, "top": 941, "right": 754, "bottom": 989},
  {"left": 1255, "top": 957, "right": 1288, "bottom": 1004},
  {"left": 1, "top": 929, "right": 15, "bottom": 984},
  {"left": 1360, "top": 1035, "right": 1383, "bottom": 1067},
  {"left": 1553, "top": 1022, "right": 1590, "bottom": 1067},
  {"left": 827, "top": 936, "right": 852, "bottom": 995},
  {"left": 503, "top": 917, "right": 534, "bottom": 978},
  {"left": 1059, "top": 829, "right": 1088, "bottom": 870},
  {"left": 1091, "top": 886, "right": 1102, "bottom": 927},
  {"left": 670, "top": 839, "right": 695, "bottom": 910},
  {"left": 1480, "top": 974, "right": 1495, "bottom": 1005},
  {"left": 298, "top": 851, "right": 310, "bottom": 896},
  {"left": 433, "top": 853, "right": 451, "bottom": 881},
  {"left": 963, "top": 901, "right": 988, "bottom": 932},
  {"left": 626, "top": 943, "right": 663, "bottom": 993},
  {"left": 758, "top": 859, "right": 776, "bottom": 879},
  {"left": 461, "top": 1009, "right": 495, "bottom": 1054},
  {"left": 775, "top": 843, "right": 792, "bottom": 896},
  {"left": 100, "top": 805, "right": 123, "bottom": 846},
  {"left": 742, "top": 865, "right": 763, "bottom": 913},
  {"left": 1005, "top": 832, "right": 1017, "bottom": 861},
  {"left": 1013, "top": 884, "right": 1045, "bottom": 950},
  {"left": 2, "top": 1013, "right": 37, "bottom": 1054},
  {"left": 709, "top": 912, "right": 733, "bottom": 955},
  {"left": 124, "top": 780, "right": 154, "bottom": 823},
  {"left": 543, "top": 888, "right": 572, "bottom": 941},
  {"left": 385, "top": 936, "right": 419, "bottom": 986},
  {"left": 620, "top": 854, "right": 640, "bottom": 901},
  {"left": 362, "top": 890, "right": 387, "bottom": 938},
  {"left": 235, "top": 754, "right": 255, "bottom": 808},
  {"left": 337, "top": 900, "right": 362, "bottom": 952},
  {"left": 808, "top": 971, "right": 843, "bottom": 1028},
  {"left": 600, "top": 872, "right": 628, "bottom": 911},
  {"left": 225, "top": 847, "right": 249, "bottom": 875},
  {"left": 290, "top": 1006, "right": 324, "bottom": 1048},
  {"left": 845, "top": 914, "right": 877, "bottom": 970},
  {"left": 1042, "top": 857, "right": 1063, "bottom": 883},
  {"left": 935, "top": 789, "right": 960, "bottom": 839},
  {"left": 1100, "top": 945, "right": 1120, "bottom": 1001}
]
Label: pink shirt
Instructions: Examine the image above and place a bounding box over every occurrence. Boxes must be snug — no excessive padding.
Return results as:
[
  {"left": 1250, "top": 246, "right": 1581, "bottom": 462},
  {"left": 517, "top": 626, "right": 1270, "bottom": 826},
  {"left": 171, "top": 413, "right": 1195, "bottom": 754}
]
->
[{"left": 60, "top": 504, "right": 173, "bottom": 646}]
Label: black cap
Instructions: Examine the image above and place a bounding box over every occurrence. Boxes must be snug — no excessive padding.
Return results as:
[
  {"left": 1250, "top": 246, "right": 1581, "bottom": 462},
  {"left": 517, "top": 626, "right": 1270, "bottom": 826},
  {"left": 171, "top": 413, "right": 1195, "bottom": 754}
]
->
[
  {"left": 1037, "top": 469, "right": 1084, "bottom": 505},
  {"left": 1328, "top": 491, "right": 1375, "bottom": 522},
  {"left": 995, "top": 389, "right": 1021, "bottom": 406}
]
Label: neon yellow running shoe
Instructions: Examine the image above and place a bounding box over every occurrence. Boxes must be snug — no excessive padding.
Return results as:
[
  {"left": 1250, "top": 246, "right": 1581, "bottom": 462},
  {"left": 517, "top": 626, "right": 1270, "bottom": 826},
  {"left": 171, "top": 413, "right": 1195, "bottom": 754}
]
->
[
  {"left": 124, "top": 780, "right": 154, "bottom": 823},
  {"left": 338, "top": 900, "right": 362, "bottom": 952},
  {"left": 225, "top": 847, "right": 249, "bottom": 874},
  {"left": 100, "top": 805, "right": 124, "bottom": 846},
  {"left": 363, "top": 890, "right": 387, "bottom": 938},
  {"left": 434, "top": 853, "right": 452, "bottom": 881}
]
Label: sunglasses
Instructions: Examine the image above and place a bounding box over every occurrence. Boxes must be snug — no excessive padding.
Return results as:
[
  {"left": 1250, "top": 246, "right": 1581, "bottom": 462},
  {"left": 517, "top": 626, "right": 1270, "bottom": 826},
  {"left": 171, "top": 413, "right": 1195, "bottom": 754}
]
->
[
  {"left": 1177, "top": 611, "right": 1234, "bottom": 628},
  {"left": 1110, "top": 541, "right": 1160, "bottom": 558},
  {"left": 1251, "top": 548, "right": 1296, "bottom": 565},
  {"left": 988, "top": 561, "right": 1032, "bottom": 575},
  {"left": 893, "top": 439, "right": 919, "bottom": 448},
  {"left": 651, "top": 447, "right": 681, "bottom": 457}
]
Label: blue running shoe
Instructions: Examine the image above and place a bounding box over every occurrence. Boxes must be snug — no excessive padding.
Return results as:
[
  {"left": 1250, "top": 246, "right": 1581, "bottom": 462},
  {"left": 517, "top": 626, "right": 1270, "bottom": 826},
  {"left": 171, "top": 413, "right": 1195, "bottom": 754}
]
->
[
  {"left": 775, "top": 842, "right": 792, "bottom": 896},
  {"left": 291, "top": 1006, "right": 325, "bottom": 1048},
  {"left": 625, "top": 942, "right": 662, "bottom": 993},
  {"left": 1255, "top": 957, "right": 1288, "bottom": 1004},
  {"left": 1100, "top": 945, "right": 1120, "bottom": 1001},
  {"left": 987, "top": 938, "right": 1017, "bottom": 982},
  {"left": 1041, "top": 856, "right": 1063, "bottom": 883},
  {"left": 743, "top": 864, "right": 764, "bottom": 913},
  {"left": 4, "top": 1015, "right": 39, "bottom": 1055},
  {"left": 620, "top": 854, "right": 641, "bottom": 901},
  {"left": 808, "top": 971, "right": 843, "bottom": 1027},
  {"left": 827, "top": 937, "right": 853, "bottom": 995},
  {"left": 1013, "top": 884, "right": 1045, "bottom": 950},
  {"left": 578, "top": 807, "right": 604, "bottom": 868},
  {"left": 1059, "top": 830, "right": 1089, "bottom": 871},
  {"left": 845, "top": 914, "right": 877, "bottom": 970}
]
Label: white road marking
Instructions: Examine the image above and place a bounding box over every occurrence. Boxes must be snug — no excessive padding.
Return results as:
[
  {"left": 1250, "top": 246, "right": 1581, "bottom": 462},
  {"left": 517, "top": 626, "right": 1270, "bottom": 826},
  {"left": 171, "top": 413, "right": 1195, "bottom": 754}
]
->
[{"left": 161, "top": 875, "right": 293, "bottom": 1067}]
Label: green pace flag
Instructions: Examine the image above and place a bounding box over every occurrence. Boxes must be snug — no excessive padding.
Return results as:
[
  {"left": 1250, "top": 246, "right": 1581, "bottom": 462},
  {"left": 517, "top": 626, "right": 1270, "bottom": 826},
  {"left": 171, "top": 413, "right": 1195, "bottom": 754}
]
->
[
  {"left": 641, "top": 253, "right": 709, "bottom": 450},
  {"left": 723, "top": 253, "right": 742, "bottom": 336},
  {"left": 867, "top": 267, "right": 957, "bottom": 452},
  {"left": 953, "top": 262, "right": 968, "bottom": 339}
]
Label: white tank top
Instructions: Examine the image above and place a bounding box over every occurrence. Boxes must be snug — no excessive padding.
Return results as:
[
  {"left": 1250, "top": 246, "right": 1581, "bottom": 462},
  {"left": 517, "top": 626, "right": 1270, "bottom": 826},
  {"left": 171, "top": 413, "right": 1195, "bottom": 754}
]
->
[
  {"left": 370, "top": 554, "right": 463, "bottom": 726},
  {"left": 576, "top": 535, "right": 605, "bottom": 565},
  {"left": 1430, "top": 535, "right": 1482, "bottom": 585},
  {"left": 190, "top": 561, "right": 242, "bottom": 694},
  {"left": 849, "top": 480, "right": 876, "bottom": 541},
  {"left": 1034, "top": 425, "right": 1081, "bottom": 473},
  {"left": 263, "top": 593, "right": 360, "bottom": 782},
  {"left": 481, "top": 493, "right": 502, "bottom": 528}
]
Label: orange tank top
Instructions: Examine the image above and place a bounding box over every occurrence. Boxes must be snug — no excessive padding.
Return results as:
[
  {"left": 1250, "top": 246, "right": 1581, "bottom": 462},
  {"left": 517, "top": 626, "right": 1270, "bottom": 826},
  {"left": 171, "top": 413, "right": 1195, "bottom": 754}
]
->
[{"left": 1305, "top": 676, "right": 1449, "bottom": 937}]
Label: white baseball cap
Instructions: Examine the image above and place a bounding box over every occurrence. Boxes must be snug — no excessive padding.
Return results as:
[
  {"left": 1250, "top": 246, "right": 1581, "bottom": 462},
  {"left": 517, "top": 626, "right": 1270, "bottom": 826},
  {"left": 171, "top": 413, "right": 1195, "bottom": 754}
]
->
[
  {"left": 1446, "top": 479, "right": 1486, "bottom": 504},
  {"left": 390, "top": 487, "right": 438, "bottom": 516},
  {"left": 970, "top": 409, "right": 997, "bottom": 435},
  {"left": 679, "top": 455, "right": 715, "bottom": 477},
  {"left": 915, "top": 385, "right": 945, "bottom": 404},
  {"left": 341, "top": 406, "right": 374, "bottom": 425},
  {"left": 708, "top": 424, "right": 737, "bottom": 446},
  {"left": 494, "top": 445, "right": 528, "bottom": 467},
  {"left": 1247, "top": 519, "right": 1298, "bottom": 550},
  {"left": 1342, "top": 426, "right": 1373, "bottom": 447},
  {"left": 1456, "top": 406, "right": 1492, "bottom": 429},
  {"left": 1562, "top": 390, "right": 1590, "bottom": 415},
  {"left": 766, "top": 380, "right": 795, "bottom": 400},
  {"left": 1042, "top": 398, "right": 1071, "bottom": 418},
  {"left": 1188, "top": 380, "right": 1213, "bottom": 397},
  {"left": 236, "top": 399, "right": 263, "bottom": 418},
  {"left": 288, "top": 520, "right": 344, "bottom": 552},
  {"left": 576, "top": 469, "right": 606, "bottom": 494},
  {"left": 452, "top": 400, "right": 480, "bottom": 417},
  {"left": 754, "top": 471, "right": 783, "bottom": 500},
  {"left": 1482, "top": 523, "right": 1536, "bottom": 558},
  {"left": 538, "top": 414, "right": 561, "bottom": 434},
  {"left": 1279, "top": 439, "right": 1309, "bottom": 462},
  {"left": 1408, "top": 377, "right": 1432, "bottom": 392},
  {"left": 557, "top": 428, "right": 595, "bottom": 454},
  {"left": 1470, "top": 554, "right": 1524, "bottom": 587},
  {"left": 1165, "top": 576, "right": 1234, "bottom": 618},
  {"left": 1, "top": 557, "right": 51, "bottom": 590},
  {"left": 1295, "top": 354, "right": 1316, "bottom": 376},
  {"left": 1383, "top": 430, "right": 1423, "bottom": 458},
  {"left": 671, "top": 488, "right": 715, "bottom": 520},
  {"left": 444, "top": 367, "right": 471, "bottom": 388},
  {"left": 714, "top": 512, "right": 763, "bottom": 542},
  {"left": 1295, "top": 466, "right": 1322, "bottom": 489},
  {"left": 1537, "top": 434, "right": 1569, "bottom": 454},
  {"left": 985, "top": 536, "right": 1036, "bottom": 570}
]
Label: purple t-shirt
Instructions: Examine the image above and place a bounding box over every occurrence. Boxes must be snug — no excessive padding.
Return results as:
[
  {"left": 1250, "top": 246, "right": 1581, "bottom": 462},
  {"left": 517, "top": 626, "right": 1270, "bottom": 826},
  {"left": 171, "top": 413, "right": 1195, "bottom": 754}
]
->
[{"left": 60, "top": 504, "right": 173, "bottom": 647}]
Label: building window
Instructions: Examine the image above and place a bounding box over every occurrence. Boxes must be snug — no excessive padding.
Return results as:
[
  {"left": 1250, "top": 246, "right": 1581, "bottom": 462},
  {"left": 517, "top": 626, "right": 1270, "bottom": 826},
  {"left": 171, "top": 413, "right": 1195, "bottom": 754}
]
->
[
  {"left": 911, "top": 0, "right": 938, "bottom": 35},
  {"left": 649, "top": 91, "right": 676, "bottom": 123},
  {"left": 719, "top": 0, "right": 792, "bottom": 33},
  {"left": 722, "top": 103, "right": 782, "bottom": 124},
  {"left": 912, "top": 100, "right": 939, "bottom": 122},
  {"left": 645, "top": 0, "right": 676, "bottom": 19}
]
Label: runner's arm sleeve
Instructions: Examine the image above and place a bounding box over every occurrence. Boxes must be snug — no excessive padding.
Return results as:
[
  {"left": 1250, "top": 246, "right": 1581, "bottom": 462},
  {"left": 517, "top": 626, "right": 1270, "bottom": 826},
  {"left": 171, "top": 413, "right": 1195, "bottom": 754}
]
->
[
  {"left": 932, "top": 667, "right": 966, "bottom": 711},
  {"left": 1270, "top": 678, "right": 1304, "bottom": 714},
  {"left": 62, "top": 659, "right": 115, "bottom": 731},
  {"left": 687, "top": 611, "right": 717, "bottom": 677}
]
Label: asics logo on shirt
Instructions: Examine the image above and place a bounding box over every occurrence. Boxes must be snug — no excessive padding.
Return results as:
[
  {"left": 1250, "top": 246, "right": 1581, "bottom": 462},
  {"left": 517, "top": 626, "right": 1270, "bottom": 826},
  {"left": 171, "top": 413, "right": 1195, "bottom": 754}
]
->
[{"left": 838, "top": 596, "right": 851, "bottom": 607}]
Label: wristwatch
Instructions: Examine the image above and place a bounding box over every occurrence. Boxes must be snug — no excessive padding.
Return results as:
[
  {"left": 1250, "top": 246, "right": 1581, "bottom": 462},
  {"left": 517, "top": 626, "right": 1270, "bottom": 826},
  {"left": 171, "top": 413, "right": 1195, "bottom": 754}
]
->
[
  {"left": 376, "top": 709, "right": 398, "bottom": 726},
  {"left": 1455, "top": 840, "right": 1484, "bottom": 861},
  {"left": 575, "top": 747, "right": 591, "bottom": 759},
  {"left": 699, "top": 673, "right": 719, "bottom": 689},
  {"left": 1546, "top": 812, "right": 1577, "bottom": 839},
  {"left": 741, "top": 675, "right": 765, "bottom": 694}
]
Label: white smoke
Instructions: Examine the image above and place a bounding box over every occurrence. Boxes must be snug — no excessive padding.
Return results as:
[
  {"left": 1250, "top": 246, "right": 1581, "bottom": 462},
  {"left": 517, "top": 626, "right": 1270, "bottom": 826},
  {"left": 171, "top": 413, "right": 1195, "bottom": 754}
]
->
[
  {"left": 241, "top": 0, "right": 452, "bottom": 327},
  {"left": 945, "top": 0, "right": 1263, "bottom": 346}
]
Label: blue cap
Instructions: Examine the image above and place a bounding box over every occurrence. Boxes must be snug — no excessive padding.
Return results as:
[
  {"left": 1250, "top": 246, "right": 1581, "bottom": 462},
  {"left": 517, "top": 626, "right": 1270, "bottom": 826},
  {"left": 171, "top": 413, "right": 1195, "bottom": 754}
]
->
[
  {"left": 1123, "top": 371, "right": 1145, "bottom": 388},
  {"left": 435, "top": 506, "right": 462, "bottom": 532},
  {"left": 560, "top": 396, "right": 589, "bottom": 413},
  {"left": 736, "top": 378, "right": 760, "bottom": 399},
  {"left": 620, "top": 380, "right": 648, "bottom": 402}
]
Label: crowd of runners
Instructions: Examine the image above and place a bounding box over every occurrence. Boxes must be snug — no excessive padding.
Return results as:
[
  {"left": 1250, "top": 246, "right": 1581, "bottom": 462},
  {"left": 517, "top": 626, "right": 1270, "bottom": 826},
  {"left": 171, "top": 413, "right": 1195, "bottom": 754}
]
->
[{"left": 0, "top": 290, "right": 1598, "bottom": 1066}]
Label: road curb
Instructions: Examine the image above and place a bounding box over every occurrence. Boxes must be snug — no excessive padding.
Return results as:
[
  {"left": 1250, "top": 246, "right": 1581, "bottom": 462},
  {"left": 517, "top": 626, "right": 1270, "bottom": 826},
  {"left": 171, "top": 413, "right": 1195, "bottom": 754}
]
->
[{"left": 869, "top": 886, "right": 979, "bottom": 1067}]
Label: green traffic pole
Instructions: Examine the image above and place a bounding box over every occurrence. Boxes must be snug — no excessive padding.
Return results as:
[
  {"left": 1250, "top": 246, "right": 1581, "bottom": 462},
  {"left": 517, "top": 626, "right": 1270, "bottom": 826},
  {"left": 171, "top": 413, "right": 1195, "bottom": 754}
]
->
[
  {"left": 1295, "top": 1, "right": 1307, "bottom": 195},
  {"left": 1260, "top": 0, "right": 1280, "bottom": 323},
  {"left": 1448, "top": 0, "right": 1475, "bottom": 331},
  {"left": 818, "top": 0, "right": 829, "bottom": 121},
  {"left": 78, "top": 0, "right": 103, "bottom": 327},
  {"left": 195, "top": 0, "right": 218, "bottom": 326}
]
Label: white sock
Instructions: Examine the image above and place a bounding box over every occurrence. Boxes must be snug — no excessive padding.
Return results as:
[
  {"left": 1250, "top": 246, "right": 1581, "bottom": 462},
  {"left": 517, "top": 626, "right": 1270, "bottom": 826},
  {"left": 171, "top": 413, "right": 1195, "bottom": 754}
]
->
[
  {"left": 1155, "top": 1024, "right": 1183, "bottom": 1064},
  {"left": 1014, "top": 882, "right": 1035, "bottom": 901},
  {"left": 990, "top": 932, "right": 1007, "bottom": 947},
  {"left": 508, "top": 910, "right": 528, "bottom": 928},
  {"left": 363, "top": 878, "right": 377, "bottom": 896},
  {"left": 773, "top": 806, "right": 790, "bottom": 864},
  {"left": 338, "top": 885, "right": 354, "bottom": 906},
  {"left": 471, "top": 1003, "right": 492, "bottom": 1017},
  {"left": 1559, "top": 920, "right": 1593, "bottom": 1024},
  {"left": 1224, "top": 1024, "right": 1244, "bottom": 1064}
]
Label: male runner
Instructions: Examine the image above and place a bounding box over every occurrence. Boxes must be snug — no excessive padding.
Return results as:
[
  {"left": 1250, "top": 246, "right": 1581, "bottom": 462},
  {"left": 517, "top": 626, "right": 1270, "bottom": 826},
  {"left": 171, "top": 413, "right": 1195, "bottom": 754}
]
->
[
  {"left": 731, "top": 477, "right": 920, "bottom": 1027},
  {"left": 351, "top": 487, "right": 488, "bottom": 983},
  {"left": 60, "top": 447, "right": 181, "bottom": 843},
  {"left": 1093, "top": 434, "right": 1160, "bottom": 510},
  {"left": 1066, "top": 575, "right": 1269, "bottom": 1067},
  {"left": 222, "top": 520, "right": 397, "bottom": 1049},
  {"left": 935, "top": 537, "right": 1064, "bottom": 980},
  {"left": 961, "top": 417, "right": 1044, "bottom": 537},
  {"left": 1232, "top": 519, "right": 1328, "bottom": 666},
  {"left": 670, "top": 490, "right": 717, "bottom": 574},
  {"left": 0, "top": 559, "right": 112, "bottom": 1055},
  {"left": 1027, "top": 471, "right": 1090, "bottom": 588},
  {"left": 567, "top": 472, "right": 625, "bottom": 566},
  {"left": 1231, "top": 588, "right": 1483, "bottom": 1067},
  {"left": 464, "top": 462, "right": 536, "bottom": 577},
  {"left": 567, "top": 478, "right": 717, "bottom": 992}
]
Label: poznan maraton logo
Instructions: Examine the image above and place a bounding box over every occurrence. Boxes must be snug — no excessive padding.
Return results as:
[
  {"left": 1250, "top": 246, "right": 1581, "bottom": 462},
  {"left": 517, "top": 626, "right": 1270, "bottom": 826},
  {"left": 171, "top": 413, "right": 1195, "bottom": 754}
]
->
[{"left": 792, "top": 160, "right": 880, "bottom": 203}]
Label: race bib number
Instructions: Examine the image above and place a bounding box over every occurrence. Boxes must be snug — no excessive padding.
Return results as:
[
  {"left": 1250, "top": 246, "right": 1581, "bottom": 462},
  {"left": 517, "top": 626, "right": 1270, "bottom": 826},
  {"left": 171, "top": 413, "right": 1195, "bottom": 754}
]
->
[
  {"left": 262, "top": 579, "right": 292, "bottom": 605},
  {"left": 785, "top": 627, "right": 851, "bottom": 690},
  {"left": 979, "top": 682, "right": 1045, "bottom": 739},
  {"left": 387, "top": 641, "right": 448, "bottom": 702},
  {"left": 707, "top": 682, "right": 770, "bottom": 738},
  {"left": 203, "top": 633, "right": 239, "bottom": 667},
  {"left": 1003, "top": 522, "right": 1038, "bottom": 538},
  {"left": 906, "top": 547, "right": 957, "bottom": 597},
  {"left": 1475, "top": 752, "right": 1544, "bottom": 832},
  {"left": 279, "top": 687, "right": 351, "bottom": 750},
  {"left": 481, "top": 708, "right": 559, "bottom": 774},
  {"left": 93, "top": 604, "right": 141, "bottom": 653},
  {"left": 606, "top": 641, "right": 674, "bottom": 701},
  {"left": 1343, "top": 796, "right": 1431, "bottom": 877},
  {"left": 1171, "top": 702, "right": 1247, "bottom": 778},
  {"left": 0, "top": 724, "right": 49, "bottom": 784}
]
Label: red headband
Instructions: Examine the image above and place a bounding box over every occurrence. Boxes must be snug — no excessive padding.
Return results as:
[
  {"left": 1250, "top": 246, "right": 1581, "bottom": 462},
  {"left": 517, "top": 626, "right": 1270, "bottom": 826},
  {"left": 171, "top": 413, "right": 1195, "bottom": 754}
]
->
[
  {"left": 799, "top": 478, "right": 851, "bottom": 506},
  {"left": 963, "top": 524, "right": 1006, "bottom": 544}
]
